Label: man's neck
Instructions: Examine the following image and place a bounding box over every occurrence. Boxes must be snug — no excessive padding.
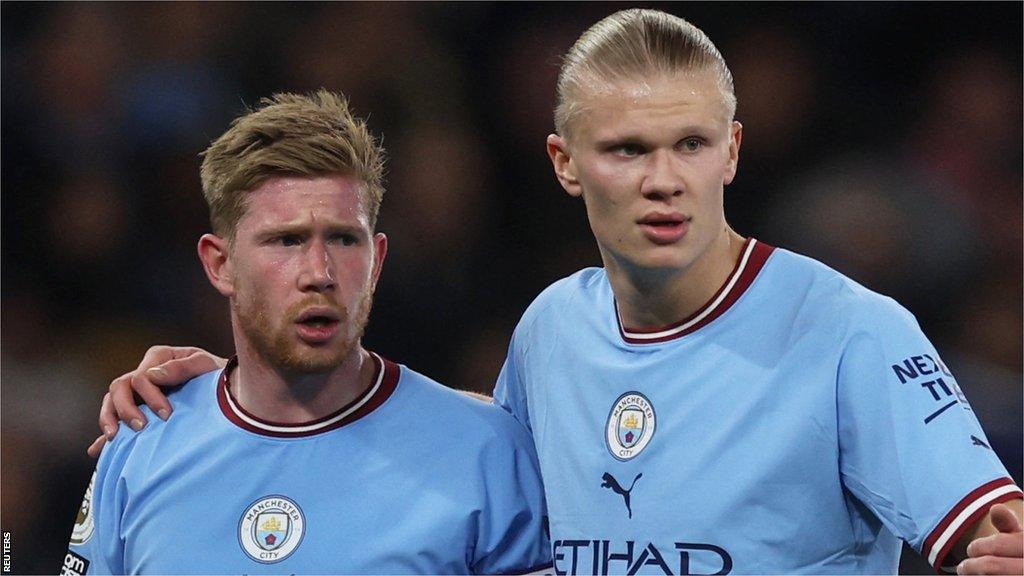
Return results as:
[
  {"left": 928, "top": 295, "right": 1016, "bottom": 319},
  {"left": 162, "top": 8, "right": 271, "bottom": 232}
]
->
[
  {"left": 610, "top": 227, "right": 746, "bottom": 330},
  {"left": 230, "top": 345, "right": 376, "bottom": 424}
]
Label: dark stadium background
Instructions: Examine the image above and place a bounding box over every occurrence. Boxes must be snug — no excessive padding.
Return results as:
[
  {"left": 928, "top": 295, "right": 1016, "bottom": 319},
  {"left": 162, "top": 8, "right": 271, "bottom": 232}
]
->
[{"left": 2, "top": 3, "right": 1021, "bottom": 573}]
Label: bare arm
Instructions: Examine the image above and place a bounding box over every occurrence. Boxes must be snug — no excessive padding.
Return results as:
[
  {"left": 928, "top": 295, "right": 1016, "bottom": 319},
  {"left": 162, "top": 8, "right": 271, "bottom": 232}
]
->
[
  {"left": 955, "top": 500, "right": 1024, "bottom": 575},
  {"left": 87, "top": 346, "right": 227, "bottom": 458}
]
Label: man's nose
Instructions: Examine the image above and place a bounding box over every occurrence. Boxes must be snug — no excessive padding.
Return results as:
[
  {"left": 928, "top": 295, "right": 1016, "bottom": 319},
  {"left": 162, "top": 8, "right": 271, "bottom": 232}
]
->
[
  {"left": 299, "top": 240, "right": 336, "bottom": 292},
  {"left": 640, "top": 150, "right": 683, "bottom": 200}
]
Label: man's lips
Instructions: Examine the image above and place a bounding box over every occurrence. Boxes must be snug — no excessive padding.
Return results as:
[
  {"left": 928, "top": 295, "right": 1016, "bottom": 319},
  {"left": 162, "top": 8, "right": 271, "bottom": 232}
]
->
[
  {"left": 294, "top": 307, "right": 342, "bottom": 344},
  {"left": 638, "top": 213, "right": 690, "bottom": 245},
  {"left": 295, "top": 307, "right": 341, "bottom": 324}
]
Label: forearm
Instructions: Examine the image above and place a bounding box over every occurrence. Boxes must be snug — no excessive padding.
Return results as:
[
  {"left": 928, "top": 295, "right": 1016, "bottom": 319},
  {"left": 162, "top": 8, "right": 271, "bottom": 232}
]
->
[{"left": 953, "top": 498, "right": 1023, "bottom": 561}]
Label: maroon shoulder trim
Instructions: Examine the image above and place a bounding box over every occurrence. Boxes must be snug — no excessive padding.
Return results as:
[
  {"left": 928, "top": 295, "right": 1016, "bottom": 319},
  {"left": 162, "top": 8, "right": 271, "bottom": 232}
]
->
[
  {"left": 617, "top": 238, "right": 775, "bottom": 345},
  {"left": 217, "top": 352, "right": 400, "bottom": 438},
  {"left": 923, "top": 477, "right": 1023, "bottom": 573}
]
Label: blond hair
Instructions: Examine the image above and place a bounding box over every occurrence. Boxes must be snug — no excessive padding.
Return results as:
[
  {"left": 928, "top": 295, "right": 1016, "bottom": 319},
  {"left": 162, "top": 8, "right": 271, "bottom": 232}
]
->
[
  {"left": 555, "top": 9, "right": 737, "bottom": 137},
  {"left": 200, "top": 90, "right": 385, "bottom": 238}
]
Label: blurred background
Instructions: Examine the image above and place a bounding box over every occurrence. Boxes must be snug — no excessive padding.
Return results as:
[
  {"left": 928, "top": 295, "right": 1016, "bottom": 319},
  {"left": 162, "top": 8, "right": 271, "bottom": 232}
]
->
[{"left": 1, "top": 3, "right": 1020, "bottom": 573}]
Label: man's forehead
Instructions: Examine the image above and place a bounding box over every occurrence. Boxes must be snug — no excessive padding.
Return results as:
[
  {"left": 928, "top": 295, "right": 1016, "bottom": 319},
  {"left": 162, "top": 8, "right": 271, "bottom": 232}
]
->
[
  {"left": 581, "top": 69, "right": 719, "bottom": 99},
  {"left": 240, "top": 175, "right": 371, "bottom": 226},
  {"left": 568, "top": 70, "right": 731, "bottom": 135},
  {"left": 249, "top": 173, "right": 365, "bottom": 197}
]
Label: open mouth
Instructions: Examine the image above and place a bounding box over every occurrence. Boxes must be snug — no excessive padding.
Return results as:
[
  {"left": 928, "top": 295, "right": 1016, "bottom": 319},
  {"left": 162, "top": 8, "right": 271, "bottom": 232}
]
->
[
  {"left": 298, "top": 316, "right": 338, "bottom": 328},
  {"left": 294, "top": 308, "right": 343, "bottom": 343},
  {"left": 296, "top": 307, "right": 341, "bottom": 324}
]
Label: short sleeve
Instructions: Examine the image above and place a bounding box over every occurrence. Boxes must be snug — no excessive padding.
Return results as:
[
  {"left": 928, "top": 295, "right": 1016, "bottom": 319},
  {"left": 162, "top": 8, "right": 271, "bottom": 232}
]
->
[
  {"left": 493, "top": 327, "right": 532, "bottom": 432},
  {"left": 836, "top": 298, "right": 1022, "bottom": 573},
  {"left": 64, "top": 428, "right": 132, "bottom": 575},
  {"left": 470, "top": 419, "right": 551, "bottom": 575}
]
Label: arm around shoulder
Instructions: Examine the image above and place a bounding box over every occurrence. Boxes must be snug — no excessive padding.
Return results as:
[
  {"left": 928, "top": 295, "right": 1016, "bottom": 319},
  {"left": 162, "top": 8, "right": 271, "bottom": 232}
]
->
[{"left": 95, "top": 346, "right": 226, "bottom": 450}]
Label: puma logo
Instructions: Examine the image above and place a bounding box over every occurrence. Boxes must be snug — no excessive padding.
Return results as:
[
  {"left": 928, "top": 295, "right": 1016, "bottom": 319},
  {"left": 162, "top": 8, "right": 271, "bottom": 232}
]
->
[
  {"left": 601, "top": 472, "right": 642, "bottom": 518},
  {"left": 971, "top": 435, "right": 991, "bottom": 449}
]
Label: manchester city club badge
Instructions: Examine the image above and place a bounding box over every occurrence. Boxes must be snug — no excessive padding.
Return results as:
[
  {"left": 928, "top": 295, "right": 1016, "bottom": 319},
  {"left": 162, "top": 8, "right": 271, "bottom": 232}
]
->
[
  {"left": 238, "top": 495, "right": 306, "bottom": 563},
  {"left": 605, "top": 392, "right": 656, "bottom": 461},
  {"left": 70, "top": 471, "right": 97, "bottom": 545}
]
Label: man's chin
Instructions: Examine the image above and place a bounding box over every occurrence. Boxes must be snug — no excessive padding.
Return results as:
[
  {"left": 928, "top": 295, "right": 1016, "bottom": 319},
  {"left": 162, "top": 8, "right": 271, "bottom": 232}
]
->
[{"left": 274, "top": 348, "right": 351, "bottom": 375}]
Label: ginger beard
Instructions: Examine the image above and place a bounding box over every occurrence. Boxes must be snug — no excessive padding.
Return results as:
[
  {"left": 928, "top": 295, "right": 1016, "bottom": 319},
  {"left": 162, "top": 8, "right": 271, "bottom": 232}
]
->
[{"left": 233, "top": 284, "right": 375, "bottom": 375}]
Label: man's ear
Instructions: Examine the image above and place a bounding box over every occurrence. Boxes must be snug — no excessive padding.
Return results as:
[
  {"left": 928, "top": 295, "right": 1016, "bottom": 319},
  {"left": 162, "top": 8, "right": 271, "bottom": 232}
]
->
[
  {"left": 197, "top": 233, "right": 234, "bottom": 297},
  {"left": 724, "top": 120, "right": 743, "bottom": 185},
  {"left": 370, "top": 232, "right": 387, "bottom": 287},
  {"left": 546, "top": 134, "right": 583, "bottom": 198}
]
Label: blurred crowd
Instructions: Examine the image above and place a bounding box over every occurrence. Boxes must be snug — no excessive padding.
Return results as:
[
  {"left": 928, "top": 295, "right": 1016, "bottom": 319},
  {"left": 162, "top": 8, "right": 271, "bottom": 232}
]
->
[{"left": 2, "top": 3, "right": 1020, "bottom": 572}]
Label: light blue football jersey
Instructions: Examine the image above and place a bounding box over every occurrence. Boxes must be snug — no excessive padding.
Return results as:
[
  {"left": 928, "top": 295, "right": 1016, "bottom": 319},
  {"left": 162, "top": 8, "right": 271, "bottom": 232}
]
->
[
  {"left": 494, "top": 238, "right": 1021, "bottom": 575},
  {"left": 66, "top": 353, "right": 551, "bottom": 575}
]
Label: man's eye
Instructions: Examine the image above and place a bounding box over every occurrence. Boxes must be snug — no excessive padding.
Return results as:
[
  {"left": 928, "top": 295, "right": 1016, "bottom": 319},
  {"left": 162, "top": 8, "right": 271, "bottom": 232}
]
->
[
  {"left": 331, "top": 233, "right": 358, "bottom": 246},
  {"left": 278, "top": 235, "right": 302, "bottom": 246},
  {"left": 680, "top": 138, "right": 703, "bottom": 152},
  {"left": 613, "top": 143, "right": 644, "bottom": 157}
]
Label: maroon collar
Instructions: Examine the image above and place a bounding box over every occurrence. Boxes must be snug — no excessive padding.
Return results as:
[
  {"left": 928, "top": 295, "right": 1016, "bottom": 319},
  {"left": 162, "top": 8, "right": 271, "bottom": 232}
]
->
[
  {"left": 616, "top": 238, "right": 775, "bottom": 345},
  {"left": 217, "top": 352, "right": 400, "bottom": 438}
]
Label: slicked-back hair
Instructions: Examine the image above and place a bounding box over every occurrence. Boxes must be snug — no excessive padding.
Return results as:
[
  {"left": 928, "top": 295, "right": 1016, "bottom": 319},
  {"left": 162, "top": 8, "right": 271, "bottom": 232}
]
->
[
  {"left": 555, "top": 9, "right": 737, "bottom": 138},
  {"left": 200, "top": 90, "right": 385, "bottom": 239}
]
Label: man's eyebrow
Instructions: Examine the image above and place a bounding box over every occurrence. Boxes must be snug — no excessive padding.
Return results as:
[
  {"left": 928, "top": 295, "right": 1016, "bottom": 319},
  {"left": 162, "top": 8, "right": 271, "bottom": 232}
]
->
[
  {"left": 594, "top": 134, "right": 643, "bottom": 145},
  {"left": 256, "top": 224, "right": 309, "bottom": 237},
  {"left": 593, "top": 124, "right": 719, "bottom": 146},
  {"left": 257, "top": 222, "right": 367, "bottom": 236}
]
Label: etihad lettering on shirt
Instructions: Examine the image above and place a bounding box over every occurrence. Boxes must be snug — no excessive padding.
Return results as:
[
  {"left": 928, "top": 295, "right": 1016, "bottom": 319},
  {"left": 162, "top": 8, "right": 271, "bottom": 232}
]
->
[
  {"left": 553, "top": 539, "right": 732, "bottom": 575},
  {"left": 890, "top": 354, "right": 970, "bottom": 424}
]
